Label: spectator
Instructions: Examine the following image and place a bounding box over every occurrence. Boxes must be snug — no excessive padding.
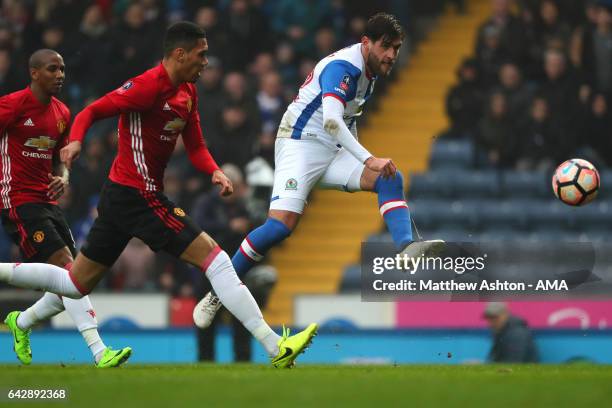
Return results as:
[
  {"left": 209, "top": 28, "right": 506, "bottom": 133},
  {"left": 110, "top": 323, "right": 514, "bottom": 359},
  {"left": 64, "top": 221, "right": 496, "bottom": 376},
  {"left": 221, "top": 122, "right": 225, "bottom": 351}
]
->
[
  {"left": 64, "top": 4, "right": 110, "bottom": 101},
  {"left": 515, "top": 96, "right": 559, "bottom": 170},
  {"left": 211, "top": 102, "right": 258, "bottom": 169},
  {"left": 196, "top": 56, "right": 224, "bottom": 143},
  {"left": 0, "top": 48, "right": 26, "bottom": 95},
  {"left": 476, "top": 91, "right": 517, "bottom": 167},
  {"left": 537, "top": 49, "right": 580, "bottom": 153},
  {"left": 496, "top": 62, "right": 533, "bottom": 122},
  {"left": 475, "top": 24, "right": 507, "bottom": 87},
  {"left": 220, "top": 71, "right": 261, "bottom": 137},
  {"left": 444, "top": 57, "right": 484, "bottom": 138},
  {"left": 585, "top": 93, "right": 612, "bottom": 166},
  {"left": 271, "top": 0, "right": 333, "bottom": 58},
  {"left": 220, "top": 0, "right": 271, "bottom": 71},
  {"left": 484, "top": 302, "right": 539, "bottom": 363},
  {"left": 256, "top": 71, "right": 285, "bottom": 134},
  {"left": 580, "top": 3, "right": 612, "bottom": 94},
  {"left": 275, "top": 42, "right": 299, "bottom": 90},
  {"left": 475, "top": 0, "right": 526, "bottom": 65},
  {"left": 194, "top": 7, "right": 229, "bottom": 64},
  {"left": 313, "top": 26, "right": 337, "bottom": 60},
  {"left": 536, "top": 0, "right": 573, "bottom": 52},
  {"left": 106, "top": 2, "right": 158, "bottom": 90}
]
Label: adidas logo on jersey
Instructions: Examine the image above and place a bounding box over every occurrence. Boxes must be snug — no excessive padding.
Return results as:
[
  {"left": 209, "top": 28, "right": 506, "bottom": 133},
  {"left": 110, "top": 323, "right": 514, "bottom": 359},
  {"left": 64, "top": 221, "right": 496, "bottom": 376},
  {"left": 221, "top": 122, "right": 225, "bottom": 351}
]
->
[
  {"left": 23, "top": 118, "right": 35, "bottom": 126},
  {"left": 163, "top": 102, "right": 171, "bottom": 111}
]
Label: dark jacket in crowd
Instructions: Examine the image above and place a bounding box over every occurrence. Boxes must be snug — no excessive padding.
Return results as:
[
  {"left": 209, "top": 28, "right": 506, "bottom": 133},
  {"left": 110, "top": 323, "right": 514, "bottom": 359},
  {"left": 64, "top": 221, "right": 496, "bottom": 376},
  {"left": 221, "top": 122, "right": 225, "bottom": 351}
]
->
[{"left": 488, "top": 316, "right": 539, "bottom": 363}]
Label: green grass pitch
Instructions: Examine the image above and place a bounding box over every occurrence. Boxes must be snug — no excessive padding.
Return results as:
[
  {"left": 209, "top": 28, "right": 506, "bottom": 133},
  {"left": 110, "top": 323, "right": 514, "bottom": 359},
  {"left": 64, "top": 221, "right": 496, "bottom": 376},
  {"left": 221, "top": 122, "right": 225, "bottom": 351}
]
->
[{"left": 1, "top": 364, "right": 611, "bottom": 407}]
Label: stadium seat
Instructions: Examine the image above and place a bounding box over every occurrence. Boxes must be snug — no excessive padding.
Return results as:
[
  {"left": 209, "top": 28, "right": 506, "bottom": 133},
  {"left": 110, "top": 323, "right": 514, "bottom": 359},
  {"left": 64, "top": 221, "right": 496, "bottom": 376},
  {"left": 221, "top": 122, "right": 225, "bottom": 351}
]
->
[
  {"left": 409, "top": 170, "right": 501, "bottom": 199},
  {"left": 428, "top": 139, "right": 474, "bottom": 170},
  {"left": 410, "top": 199, "right": 478, "bottom": 230},
  {"left": 339, "top": 264, "right": 361, "bottom": 292},
  {"left": 572, "top": 200, "right": 612, "bottom": 231},
  {"left": 502, "top": 171, "right": 549, "bottom": 198},
  {"left": 474, "top": 199, "right": 530, "bottom": 231},
  {"left": 597, "top": 169, "right": 612, "bottom": 199},
  {"left": 523, "top": 200, "right": 575, "bottom": 231}
]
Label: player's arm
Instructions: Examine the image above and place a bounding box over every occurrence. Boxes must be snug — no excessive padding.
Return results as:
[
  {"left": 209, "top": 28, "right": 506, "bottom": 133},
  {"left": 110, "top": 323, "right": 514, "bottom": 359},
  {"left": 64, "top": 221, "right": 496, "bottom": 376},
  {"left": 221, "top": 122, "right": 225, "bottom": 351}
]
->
[
  {"left": 49, "top": 111, "right": 71, "bottom": 200},
  {"left": 61, "top": 77, "right": 156, "bottom": 168},
  {"left": 320, "top": 63, "right": 396, "bottom": 178},
  {"left": 60, "top": 96, "right": 121, "bottom": 168},
  {"left": 48, "top": 157, "right": 69, "bottom": 200},
  {"left": 182, "top": 105, "right": 232, "bottom": 197}
]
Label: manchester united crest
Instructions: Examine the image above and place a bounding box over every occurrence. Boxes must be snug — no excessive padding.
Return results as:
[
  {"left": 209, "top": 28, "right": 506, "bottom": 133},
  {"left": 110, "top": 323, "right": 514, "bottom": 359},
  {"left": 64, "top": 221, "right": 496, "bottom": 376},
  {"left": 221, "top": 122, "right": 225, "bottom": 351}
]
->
[
  {"left": 57, "top": 119, "right": 66, "bottom": 134},
  {"left": 186, "top": 97, "right": 192, "bottom": 113},
  {"left": 33, "top": 231, "right": 45, "bottom": 243}
]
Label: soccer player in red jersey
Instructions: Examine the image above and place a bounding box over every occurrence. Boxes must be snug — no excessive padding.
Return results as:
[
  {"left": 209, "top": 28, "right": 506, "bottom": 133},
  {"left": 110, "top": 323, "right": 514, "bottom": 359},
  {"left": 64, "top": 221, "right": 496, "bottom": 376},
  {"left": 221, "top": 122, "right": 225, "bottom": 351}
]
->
[
  {"left": 0, "top": 23, "right": 316, "bottom": 368},
  {"left": 0, "top": 49, "right": 132, "bottom": 367}
]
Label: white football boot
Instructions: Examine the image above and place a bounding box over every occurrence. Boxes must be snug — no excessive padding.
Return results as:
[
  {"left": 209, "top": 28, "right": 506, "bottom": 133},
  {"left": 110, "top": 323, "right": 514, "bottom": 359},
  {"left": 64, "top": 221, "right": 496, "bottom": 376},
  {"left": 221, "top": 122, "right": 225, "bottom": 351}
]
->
[
  {"left": 400, "top": 239, "right": 446, "bottom": 259},
  {"left": 193, "top": 292, "right": 222, "bottom": 329}
]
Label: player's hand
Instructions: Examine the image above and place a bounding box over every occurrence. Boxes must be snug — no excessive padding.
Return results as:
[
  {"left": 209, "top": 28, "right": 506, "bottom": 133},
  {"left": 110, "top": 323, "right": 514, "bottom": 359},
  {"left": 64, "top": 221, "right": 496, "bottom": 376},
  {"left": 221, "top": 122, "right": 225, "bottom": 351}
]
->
[
  {"left": 60, "top": 141, "right": 82, "bottom": 170},
  {"left": 365, "top": 156, "right": 397, "bottom": 179},
  {"left": 47, "top": 173, "right": 68, "bottom": 200},
  {"left": 212, "top": 169, "right": 233, "bottom": 197}
]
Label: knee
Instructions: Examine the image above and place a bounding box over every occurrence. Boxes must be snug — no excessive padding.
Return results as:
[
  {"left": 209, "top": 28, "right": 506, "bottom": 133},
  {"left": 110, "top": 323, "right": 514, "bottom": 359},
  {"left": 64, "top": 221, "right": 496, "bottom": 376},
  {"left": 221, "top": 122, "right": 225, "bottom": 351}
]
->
[
  {"left": 268, "top": 211, "right": 299, "bottom": 233},
  {"left": 376, "top": 170, "right": 405, "bottom": 191}
]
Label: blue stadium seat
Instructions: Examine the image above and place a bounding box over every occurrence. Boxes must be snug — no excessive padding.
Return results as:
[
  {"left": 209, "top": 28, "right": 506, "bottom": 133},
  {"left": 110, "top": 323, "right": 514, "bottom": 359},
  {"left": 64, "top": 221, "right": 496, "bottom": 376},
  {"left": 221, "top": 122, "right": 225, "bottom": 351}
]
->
[
  {"left": 410, "top": 199, "right": 478, "bottom": 230},
  {"left": 572, "top": 200, "right": 612, "bottom": 231},
  {"left": 502, "top": 171, "right": 549, "bottom": 198},
  {"left": 409, "top": 170, "right": 501, "bottom": 199},
  {"left": 339, "top": 264, "right": 361, "bottom": 292},
  {"left": 474, "top": 199, "right": 530, "bottom": 230},
  {"left": 524, "top": 200, "right": 575, "bottom": 231},
  {"left": 428, "top": 139, "right": 474, "bottom": 170},
  {"left": 597, "top": 170, "right": 612, "bottom": 199}
]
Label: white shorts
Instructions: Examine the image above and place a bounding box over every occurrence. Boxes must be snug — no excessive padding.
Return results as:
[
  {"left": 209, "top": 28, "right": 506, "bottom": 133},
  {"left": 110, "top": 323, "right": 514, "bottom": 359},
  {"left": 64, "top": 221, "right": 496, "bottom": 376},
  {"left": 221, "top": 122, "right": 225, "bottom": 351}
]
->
[{"left": 270, "top": 137, "right": 365, "bottom": 213}]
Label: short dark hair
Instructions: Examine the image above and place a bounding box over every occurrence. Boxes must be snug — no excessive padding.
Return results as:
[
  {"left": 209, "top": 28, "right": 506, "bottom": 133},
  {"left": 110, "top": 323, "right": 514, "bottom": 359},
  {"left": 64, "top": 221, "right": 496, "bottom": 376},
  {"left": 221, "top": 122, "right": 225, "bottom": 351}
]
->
[
  {"left": 163, "top": 21, "right": 206, "bottom": 57},
  {"left": 364, "top": 13, "right": 405, "bottom": 43}
]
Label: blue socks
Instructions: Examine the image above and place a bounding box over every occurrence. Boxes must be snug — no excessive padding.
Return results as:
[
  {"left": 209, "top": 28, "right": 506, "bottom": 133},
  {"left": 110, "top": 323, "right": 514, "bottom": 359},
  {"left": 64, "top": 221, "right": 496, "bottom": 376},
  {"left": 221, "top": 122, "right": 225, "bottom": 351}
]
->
[
  {"left": 374, "top": 172, "right": 413, "bottom": 249},
  {"left": 231, "top": 217, "right": 291, "bottom": 278}
]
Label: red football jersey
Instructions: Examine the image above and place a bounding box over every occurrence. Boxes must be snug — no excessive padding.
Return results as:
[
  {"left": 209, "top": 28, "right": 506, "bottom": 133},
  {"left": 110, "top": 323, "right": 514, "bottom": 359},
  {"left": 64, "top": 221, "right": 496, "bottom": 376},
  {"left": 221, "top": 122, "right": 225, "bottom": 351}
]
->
[
  {"left": 105, "top": 64, "right": 205, "bottom": 191},
  {"left": 0, "top": 87, "right": 70, "bottom": 209}
]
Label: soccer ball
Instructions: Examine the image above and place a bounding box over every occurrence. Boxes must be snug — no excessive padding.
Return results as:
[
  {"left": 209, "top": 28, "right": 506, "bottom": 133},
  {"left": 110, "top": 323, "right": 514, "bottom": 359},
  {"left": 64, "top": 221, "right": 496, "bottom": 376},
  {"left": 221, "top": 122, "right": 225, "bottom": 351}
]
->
[{"left": 552, "top": 158, "right": 600, "bottom": 206}]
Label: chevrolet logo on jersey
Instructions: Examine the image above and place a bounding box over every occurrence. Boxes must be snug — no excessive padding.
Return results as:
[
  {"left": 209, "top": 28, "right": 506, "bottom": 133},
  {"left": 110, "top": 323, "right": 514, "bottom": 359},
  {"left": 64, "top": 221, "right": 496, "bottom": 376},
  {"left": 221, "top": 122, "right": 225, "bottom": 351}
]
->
[
  {"left": 24, "top": 136, "right": 57, "bottom": 151},
  {"left": 163, "top": 118, "right": 186, "bottom": 133}
]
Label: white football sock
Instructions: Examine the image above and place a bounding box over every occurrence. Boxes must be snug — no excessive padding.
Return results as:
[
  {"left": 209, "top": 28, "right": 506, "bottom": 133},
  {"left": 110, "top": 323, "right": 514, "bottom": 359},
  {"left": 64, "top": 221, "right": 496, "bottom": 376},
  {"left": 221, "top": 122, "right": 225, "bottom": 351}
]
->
[
  {"left": 0, "top": 263, "right": 84, "bottom": 299},
  {"left": 62, "top": 296, "right": 106, "bottom": 359},
  {"left": 204, "top": 249, "right": 280, "bottom": 356},
  {"left": 82, "top": 328, "right": 106, "bottom": 363},
  {"left": 16, "top": 292, "right": 65, "bottom": 330}
]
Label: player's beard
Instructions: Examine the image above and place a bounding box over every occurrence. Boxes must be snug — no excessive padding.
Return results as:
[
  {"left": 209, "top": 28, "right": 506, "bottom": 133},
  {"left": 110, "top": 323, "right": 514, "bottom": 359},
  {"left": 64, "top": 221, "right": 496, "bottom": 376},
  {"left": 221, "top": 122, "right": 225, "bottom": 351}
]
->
[{"left": 367, "top": 52, "right": 392, "bottom": 77}]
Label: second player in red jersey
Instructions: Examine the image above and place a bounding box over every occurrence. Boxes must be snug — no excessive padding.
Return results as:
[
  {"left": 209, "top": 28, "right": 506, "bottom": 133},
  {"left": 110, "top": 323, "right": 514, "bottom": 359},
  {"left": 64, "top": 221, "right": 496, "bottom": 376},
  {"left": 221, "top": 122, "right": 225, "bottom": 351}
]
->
[
  {"left": 0, "top": 70, "right": 69, "bottom": 209},
  {"left": 0, "top": 49, "right": 131, "bottom": 368}
]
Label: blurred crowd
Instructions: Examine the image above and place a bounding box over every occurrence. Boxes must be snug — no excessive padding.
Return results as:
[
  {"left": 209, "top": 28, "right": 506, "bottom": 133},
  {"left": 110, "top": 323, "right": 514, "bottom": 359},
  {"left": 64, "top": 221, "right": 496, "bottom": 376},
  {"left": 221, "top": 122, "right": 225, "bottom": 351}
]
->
[
  {"left": 0, "top": 0, "right": 420, "bottom": 298},
  {"left": 444, "top": 0, "right": 612, "bottom": 170}
]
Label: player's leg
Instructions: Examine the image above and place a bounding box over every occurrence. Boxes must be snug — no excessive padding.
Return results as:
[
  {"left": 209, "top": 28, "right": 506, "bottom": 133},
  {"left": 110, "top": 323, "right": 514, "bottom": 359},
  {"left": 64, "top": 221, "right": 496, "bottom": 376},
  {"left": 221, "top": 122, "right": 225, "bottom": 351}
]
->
[
  {"left": 320, "top": 149, "right": 444, "bottom": 256},
  {"left": 195, "top": 138, "right": 332, "bottom": 329},
  {"left": 135, "top": 184, "right": 317, "bottom": 367},
  {"left": 231, "top": 137, "right": 333, "bottom": 278},
  {"left": 180, "top": 232, "right": 317, "bottom": 367}
]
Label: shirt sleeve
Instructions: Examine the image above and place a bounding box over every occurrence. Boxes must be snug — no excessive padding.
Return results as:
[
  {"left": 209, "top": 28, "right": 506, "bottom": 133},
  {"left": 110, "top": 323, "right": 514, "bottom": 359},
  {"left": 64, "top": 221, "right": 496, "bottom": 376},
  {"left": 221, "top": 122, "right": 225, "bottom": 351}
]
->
[
  {"left": 69, "top": 95, "right": 122, "bottom": 143},
  {"left": 182, "top": 92, "right": 220, "bottom": 175},
  {"left": 319, "top": 60, "right": 360, "bottom": 107},
  {"left": 105, "top": 74, "right": 158, "bottom": 113}
]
